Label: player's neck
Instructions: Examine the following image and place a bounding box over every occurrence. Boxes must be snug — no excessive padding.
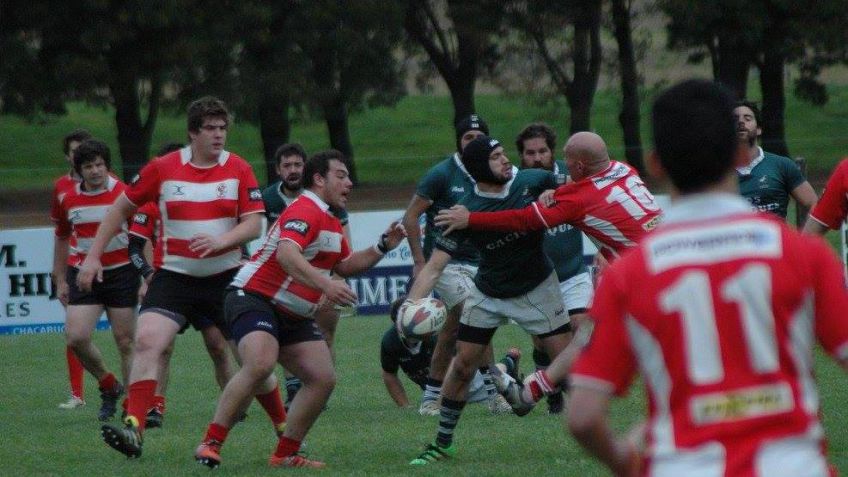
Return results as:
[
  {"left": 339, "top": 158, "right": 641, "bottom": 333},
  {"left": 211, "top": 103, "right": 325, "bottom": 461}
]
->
[
  {"left": 477, "top": 182, "right": 506, "bottom": 193},
  {"left": 189, "top": 145, "right": 219, "bottom": 167},
  {"left": 740, "top": 143, "right": 759, "bottom": 165},
  {"left": 281, "top": 184, "right": 302, "bottom": 199},
  {"left": 671, "top": 172, "right": 738, "bottom": 201}
]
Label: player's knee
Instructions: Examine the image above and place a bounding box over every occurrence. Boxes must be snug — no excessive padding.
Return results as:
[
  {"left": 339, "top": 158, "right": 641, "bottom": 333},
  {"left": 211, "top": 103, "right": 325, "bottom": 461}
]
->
[
  {"left": 115, "top": 335, "right": 133, "bottom": 356},
  {"left": 65, "top": 331, "right": 90, "bottom": 350}
]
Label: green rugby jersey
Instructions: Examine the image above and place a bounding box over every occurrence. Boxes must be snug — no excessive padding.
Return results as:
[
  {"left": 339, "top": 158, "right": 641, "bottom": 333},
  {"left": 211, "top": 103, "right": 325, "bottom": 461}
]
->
[
  {"left": 262, "top": 181, "right": 348, "bottom": 225},
  {"left": 436, "top": 168, "right": 556, "bottom": 298},
  {"left": 737, "top": 149, "right": 806, "bottom": 220},
  {"left": 416, "top": 154, "right": 480, "bottom": 264},
  {"left": 543, "top": 160, "right": 587, "bottom": 282}
]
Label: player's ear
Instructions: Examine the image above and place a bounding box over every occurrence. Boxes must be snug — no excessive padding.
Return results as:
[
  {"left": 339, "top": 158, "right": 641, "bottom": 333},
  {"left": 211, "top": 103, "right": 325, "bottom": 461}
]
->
[{"left": 645, "top": 150, "right": 666, "bottom": 181}]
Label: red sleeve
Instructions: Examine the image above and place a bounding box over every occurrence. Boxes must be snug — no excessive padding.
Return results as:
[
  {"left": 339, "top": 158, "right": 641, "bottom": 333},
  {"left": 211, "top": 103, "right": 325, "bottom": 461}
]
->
[
  {"left": 467, "top": 185, "right": 581, "bottom": 232},
  {"left": 809, "top": 159, "right": 848, "bottom": 230},
  {"left": 340, "top": 235, "right": 352, "bottom": 261},
  {"left": 54, "top": 198, "right": 71, "bottom": 239},
  {"left": 238, "top": 160, "right": 265, "bottom": 217},
  {"left": 278, "top": 206, "right": 320, "bottom": 250},
  {"left": 571, "top": 263, "right": 638, "bottom": 396},
  {"left": 807, "top": 236, "right": 848, "bottom": 359},
  {"left": 124, "top": 160, "right": 162, "bottom": 206},
  {"left": 129, "top": 203, "right": 158, "bottom": 241}
]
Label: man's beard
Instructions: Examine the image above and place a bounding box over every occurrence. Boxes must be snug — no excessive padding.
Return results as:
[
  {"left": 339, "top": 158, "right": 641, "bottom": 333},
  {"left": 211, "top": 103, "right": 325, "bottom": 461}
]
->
[{"left": 283, "top": 176, "right": 301, "bottom": 192}]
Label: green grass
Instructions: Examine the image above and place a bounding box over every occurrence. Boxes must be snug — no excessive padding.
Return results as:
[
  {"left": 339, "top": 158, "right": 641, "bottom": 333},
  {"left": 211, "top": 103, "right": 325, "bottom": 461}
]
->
[
  {"left": 1, "top": 315, "right": 847, "bottom": 475},
  {"left": 2, "top": 87, "right": 848, "bottom": 189}
]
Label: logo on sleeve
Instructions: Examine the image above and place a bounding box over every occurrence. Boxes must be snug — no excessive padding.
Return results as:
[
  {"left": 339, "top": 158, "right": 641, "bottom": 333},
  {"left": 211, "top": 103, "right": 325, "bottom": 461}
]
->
[
  {"left": 133, "top": 213, "right": 149, "bottom": 226},
  {"left": 249, "top": 188, "right": 262, "bottom": 201},
  {"left": 130, "top": 173, "right": 141, "bottom": 185},
  {"left": 283, "top": 219, "right": 309, "bottom": 235}
]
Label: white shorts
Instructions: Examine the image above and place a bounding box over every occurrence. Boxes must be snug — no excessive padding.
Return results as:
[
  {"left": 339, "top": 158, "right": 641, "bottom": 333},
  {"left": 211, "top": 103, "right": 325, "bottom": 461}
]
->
[
  {"left": 559, "top": 271, "right": 593, "bottom": 312},
  {"left": 460, "top": 271, "right": 570, "bottom": 335},
  {"left": 434, "top": 262, "right": 477, "bottom": 309}
]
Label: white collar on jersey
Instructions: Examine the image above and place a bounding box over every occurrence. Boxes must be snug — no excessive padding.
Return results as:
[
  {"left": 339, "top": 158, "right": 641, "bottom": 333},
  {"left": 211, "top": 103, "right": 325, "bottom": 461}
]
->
[
  {"left": 473, "top": 166, "right": 520, "bottom": 199},
  {"left": 662, "top": 192, "right": 756, "bottom": 225},
  {"left": 301, "top": 189, "right": 330, "bottom": 212},
  {"left": 76, "top": 175, "right": 118, "bottom": 196},
  {"left": 735, "top": 147, "right": 764, "bottom": 176},
  {"left": 452, "top": 152, "right": 476, "bottom": 183},
  {"left": 179, "top": 146, "right": 231, "bottom": 167}
]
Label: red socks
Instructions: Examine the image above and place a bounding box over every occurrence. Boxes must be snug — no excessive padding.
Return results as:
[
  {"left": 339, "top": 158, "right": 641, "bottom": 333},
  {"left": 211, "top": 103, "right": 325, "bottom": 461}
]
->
[
  {"left": 204, "top": 422, "right": 229, "bottom": 444},
  {"left": 126, "top": 379, "right": 157, "bottom": 432},
  {"left": 98, "top": 372, "right": 117, "bottom": 392},
  {"left": 256, "top": 387, "right": 287, "bottom": 428},
  {"left": 66, "top": 346, "right": 84, "bottom": 399},
  {"left": 274, "top": 436, "right": 301, "bottom": 458}
]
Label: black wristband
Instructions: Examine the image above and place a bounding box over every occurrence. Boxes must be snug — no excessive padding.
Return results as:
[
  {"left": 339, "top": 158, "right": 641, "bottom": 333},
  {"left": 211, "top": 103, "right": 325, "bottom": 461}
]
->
[{"left": 376, "top": 233, "right": 390, "bottom": 254}]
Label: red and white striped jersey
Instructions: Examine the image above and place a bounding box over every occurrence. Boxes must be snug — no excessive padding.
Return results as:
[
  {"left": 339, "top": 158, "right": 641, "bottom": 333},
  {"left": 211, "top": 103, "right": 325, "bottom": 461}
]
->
[
  {"left": 571, "top": 193, "right": 848, "bottom": 477},
  {"left": 232, "top": 191, "right": 352, "bottom": 319},
  {"left": 129, "top": 202, "right": 159, "bottom": 242},
  {"left": 808, "top": 158, "right": 848, "bottom": 231},
  {"left": 54, "top": 176, "right": 130, "bottom": 269},
  {"left": 467, "top": 161, "right": 662, "bottom": 261},
  {"left": 124, "top": 147, "right": 264, "bottom": 277}
]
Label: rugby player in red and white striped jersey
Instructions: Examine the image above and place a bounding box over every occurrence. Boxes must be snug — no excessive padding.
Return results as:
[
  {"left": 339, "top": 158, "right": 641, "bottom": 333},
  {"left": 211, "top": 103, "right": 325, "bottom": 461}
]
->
[
  {"left": 51, "top": 129, "right": 91, "bottom": 410},
  {"left": 77, "top": 97, "right": 283, "bottom": 459},
  {"left": 194, "top": 150, "right": 407, "bottom": 470},
  {"left": 567, "top": 79, "right": 848, "bottom": 477},
  {"left": 54, "top": 139, "right": 136, "bottom": 423}
]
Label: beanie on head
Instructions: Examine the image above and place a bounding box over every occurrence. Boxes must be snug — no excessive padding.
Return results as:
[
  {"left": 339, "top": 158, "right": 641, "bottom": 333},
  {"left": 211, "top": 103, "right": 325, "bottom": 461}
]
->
[
  {"left": 460, "top": 135, "right": 506, "bottom": 185},
  {"left": 455, "top": 114, "right": 490, "bottom": 153}
]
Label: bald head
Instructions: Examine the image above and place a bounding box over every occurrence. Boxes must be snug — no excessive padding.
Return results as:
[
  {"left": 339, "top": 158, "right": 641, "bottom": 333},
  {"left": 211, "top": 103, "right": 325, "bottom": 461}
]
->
[{"left": 564, "top": 132, "right": 610, "bottom": 181}]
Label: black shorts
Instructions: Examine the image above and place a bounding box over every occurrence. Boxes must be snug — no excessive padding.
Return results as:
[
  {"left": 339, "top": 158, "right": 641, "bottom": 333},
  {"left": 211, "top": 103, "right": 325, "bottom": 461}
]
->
[
  {"left": 67, "top": 264, "right": 139, "bottom": 308},
  {"left": 224, "top": 288, "right": 324, "bottom": 347},
  {"left": 140, "top": 268, "right": 238, "bottom": 338}
]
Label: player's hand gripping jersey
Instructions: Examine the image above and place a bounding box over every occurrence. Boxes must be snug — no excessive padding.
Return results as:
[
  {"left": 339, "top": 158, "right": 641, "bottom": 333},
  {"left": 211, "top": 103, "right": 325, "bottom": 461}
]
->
[
  {"left": 467, "top": 161, "right": 661, "bottom": 261},
  {"left": 572, "top": 195, "right": 848, "bottom": 476},
  {"left": 231, "top": 190, "right": 351, "bottom": 318}
]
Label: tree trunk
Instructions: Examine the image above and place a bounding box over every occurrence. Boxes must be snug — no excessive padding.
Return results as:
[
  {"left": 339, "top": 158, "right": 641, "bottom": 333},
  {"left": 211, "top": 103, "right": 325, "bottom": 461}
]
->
[
  {"left": 108, "top": 69, "right": 152, "bottom": 181},
  {"left": 323, "top": 97, "right": 358, "bottom": 185},
  {"left": 758, "top": 12, "right": 789, "bottom": 157},
  {"left": 715, "top": 38, "right": 751, "bottom": 99},
  {"left": 258, "top": 95, "right": 291, "bottom": 186},
  {"left": 568, "top": 1, "right": 602, "bottom": 134},
  {"left": 610, "top": 0, "right": 644, "bottom": 174},
  {"left": 447, "top": 72, "right": 476, "bottom": 126}
]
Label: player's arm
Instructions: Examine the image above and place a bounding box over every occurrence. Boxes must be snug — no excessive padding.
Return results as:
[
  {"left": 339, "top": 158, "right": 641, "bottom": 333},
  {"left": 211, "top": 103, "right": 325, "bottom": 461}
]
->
[
  {"left": 382, "top": 370, "right": 410, "bottom": 407},
  {"left": 52, "top": 235, "right": 70, "bottom": 306},
  {"left": 568, "top": 387, "right": 640, "bottom": 477},
  {"left": 790, "top": 180, "right": 818, "bottom": 210},
  {"left": 406, "top": 249, "right": 451, "bottom": 301},
  {"left": 77, "top": 193, "right": 138, "bottom": 291},
  {"left": 334, "top": 222, "right": 407, "bottom": 278},
  {"left": 128, "top": 235, "right": 155, "bottom": 281},
  {"left": 808, "top": 238, "right": 848, "bottom": 372},
  {"left": 801, "top": 218, "right": 830, "bottom": 236},
  {"left": 190, "top": 212, "right": 263, "bottom": 258},
  {"left": 401, "top": 194, "right": 432, "bottom": 277}
]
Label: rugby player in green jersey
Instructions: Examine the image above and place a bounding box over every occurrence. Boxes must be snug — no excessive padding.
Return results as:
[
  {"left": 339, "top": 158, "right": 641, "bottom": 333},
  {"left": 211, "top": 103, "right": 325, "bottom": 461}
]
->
[
  {"left": 404, "top": 135, "right": 574, "bottom": 465},
  {"left": 516, "top": 123, "right": 591, "bottom": 414},
  {"left": 734, "top": 101, "right": 817, "bottom": 220}
]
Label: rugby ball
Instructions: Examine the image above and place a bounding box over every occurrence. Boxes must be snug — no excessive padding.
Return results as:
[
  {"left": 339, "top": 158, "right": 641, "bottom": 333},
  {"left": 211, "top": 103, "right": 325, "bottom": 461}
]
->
[{"left": 397, "top": 298, "right": 447, "bottom": 341}]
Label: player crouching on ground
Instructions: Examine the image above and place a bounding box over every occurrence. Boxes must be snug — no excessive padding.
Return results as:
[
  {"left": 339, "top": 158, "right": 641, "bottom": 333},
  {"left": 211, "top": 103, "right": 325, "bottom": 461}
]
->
[
  {"left": 195, "top": 150, "right": 407, "bottom": 469},
  {"left": 381, "top": 297, "right": 522, "bottom": 408}
]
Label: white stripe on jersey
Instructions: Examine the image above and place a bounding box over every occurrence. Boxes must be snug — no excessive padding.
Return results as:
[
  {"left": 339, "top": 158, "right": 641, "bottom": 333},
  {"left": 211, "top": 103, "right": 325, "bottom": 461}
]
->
[
  {"left": 754, "top": 425, "right": 828, "bottom": 477},
  {"left": 160, "top": 178, "right": 240, "bottom": 202},
  {"left": 271, "top": 284, "right": 320, "bottom": 318},
  {"left": 162, "top": 251, "right": 241, "bottom": 277},
  {"left": 302, "top": 230, "right": 344, "bottom": 260},
  {"left": 645, "top": 220, "right": 782, "bottom": 274},
  {"left": 626, "top": 316, "right": 674, "bottom": 455},
  {"left": 75, "top": 235, "right": 129, "bottom": 254},
  {"left": 583, "top": 214, "right": 635, "bottom": 248},
  {"left": 788, "top": 292, "right": 818, "bottom": 415},
  {"left": 164, "top": 217, "right": 238, "bottom": 240},
  {"left": 68, "top": 204, "right": 112, "bottom": 224}
]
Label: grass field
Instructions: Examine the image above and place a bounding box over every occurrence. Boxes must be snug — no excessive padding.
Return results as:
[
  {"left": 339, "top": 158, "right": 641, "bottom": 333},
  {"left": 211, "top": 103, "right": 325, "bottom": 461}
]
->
[
  {"left": 1, "top": 315, "right": 847, "bottom": 476},
  {"left": 2, "top": 86, "right": 848, "bottom": 189}
]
